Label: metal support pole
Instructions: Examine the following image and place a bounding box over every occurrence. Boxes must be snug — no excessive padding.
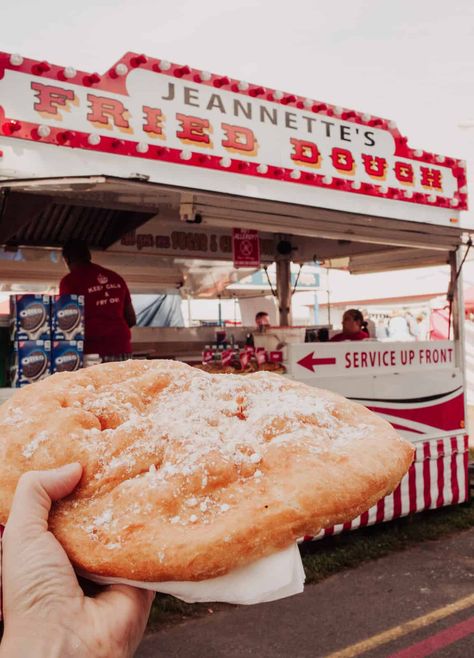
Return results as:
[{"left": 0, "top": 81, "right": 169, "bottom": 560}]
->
[
  {"left": 449, "top": 248, "right": 466, "bottom": 369},
  {"left": 276, "top": 256, "right": 292, "bottom": 326}
]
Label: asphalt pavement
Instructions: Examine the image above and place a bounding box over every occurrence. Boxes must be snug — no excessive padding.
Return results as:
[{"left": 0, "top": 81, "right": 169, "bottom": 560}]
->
[{"left": 136, "top": 527, "right": 474, "bottom": 658}]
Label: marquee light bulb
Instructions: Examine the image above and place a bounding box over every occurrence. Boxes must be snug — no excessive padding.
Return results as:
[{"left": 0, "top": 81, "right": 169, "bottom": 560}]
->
[
  {"left": 303, "top": 98, "right": 313, "bottom": 109},
  {"left": 290, "top": 169, "right": 301, "bottom": 180},
  {"left": 10, "top": 54, "right": 24, "bottom": 66},
  {"left": 175, "top": 65, "right": 191, "bottom": 78},
  {"left": 404, "top": 190, "right": 414, "bottom": 199},
  {"left": 3, "top": 121, "right": 21, "bottom": 134},
  {"left": 428, "top": 194, "right": 436, "bottom": 203},
  {"left": 87, "top": 134, "right": 101, "bottom": 146},
  {"left": 37, "top": 125, "right": 51, "bottom": 138},
  {"left": 414, "top": 150, "right": 423, "bottom": 157},
  {"left": 214, "top": 76, "right": 230, "bottom": 88},
  {"left": 220, "top": 157, "right": 232, "bottom": 168},
  {"left": 83, "top": 73, "right": 101, "bottom": 86},
  {"left": 257, "top": 164, "right": 268, "bottom": 174},
  {"left": 352, "top": 181, "right": 362, "bottom": 190},
  {"left": 200, "top": 71, "right": 212, "bottom": 81},
  {"left": 323, "top": 175, "right": 332, "bottom": 185},
  {"left": 159, "top": 60, "right": 171, "bottom": 71},
  {"left": 115, "top": 63, "right": 128, "bottom": 77},
  {"left": 180, "top": 149, "right": 192, "bottom": 160},
  {"left": 136, "top": 142, "right": 149, "bottom": 153},
  {"left": 451, "top": 199, "right": 459, "bottom": 207},
  {"left": 380, "top": 185, "right": 388, "bottom": 194},
  {"left": 63, "top": 67, "right": 76, "bottom": 79},
  {"left": 273, "top": 91, "right": 284, "bottom": 100},
  {"left": 249, "top": 86, "right": 265, "bottom": 97},
  {"left": 361, "top": 113, "right": 371, "bottom": 122},
  {"left": 237, "top": 81, "right": 249, "bottom": 91},
  {"left": 130, "top": 55, "right": 147, "bottom": 67}
]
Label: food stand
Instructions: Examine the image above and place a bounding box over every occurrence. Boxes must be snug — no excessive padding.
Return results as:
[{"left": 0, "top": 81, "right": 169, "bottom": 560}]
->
[{"left": 0, "top": 49, "right": 470, "bottom": 533}]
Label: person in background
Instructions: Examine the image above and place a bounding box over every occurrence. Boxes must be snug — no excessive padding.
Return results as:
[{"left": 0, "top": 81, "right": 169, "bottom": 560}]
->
[
  {"left": 60, "top": 239, "right": 136, "bottom": 362},
  {"left": 0, "top": 464, "right": 153, "bottom": 657},
  {"left": 255, "top": 311, "right": 271, "bottom": 333},
  {"left": 330, "top": 308, "right": 369, "bottom": 342}
]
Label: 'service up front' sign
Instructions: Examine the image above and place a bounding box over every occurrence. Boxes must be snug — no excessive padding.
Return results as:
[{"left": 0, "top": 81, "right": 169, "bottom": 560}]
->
[
  {"left": 290, "top": 341, "right": 455, "bottom": 378},
  {"left": 0, "top": 51, "right": 467, "bottom": 211}
]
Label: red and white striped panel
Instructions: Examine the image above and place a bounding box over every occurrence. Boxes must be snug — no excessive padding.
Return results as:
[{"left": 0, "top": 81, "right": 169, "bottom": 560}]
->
[{"left": 307, "top": 434, "right": 469, "bottom": 541}]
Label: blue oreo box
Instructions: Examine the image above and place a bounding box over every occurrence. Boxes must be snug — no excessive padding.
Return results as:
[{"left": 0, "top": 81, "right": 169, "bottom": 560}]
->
[
  {"left": 51, "top": 295, "right": 85, "bottom": 340},
  {"left": 51, "top": 340, "right": 84, "bottom": 374},
  {"left": 11, "top": 340, "right": 51, "bottom": 388},
  {"left": 10, "top": 294, "right": 51, "bottom": 340}
]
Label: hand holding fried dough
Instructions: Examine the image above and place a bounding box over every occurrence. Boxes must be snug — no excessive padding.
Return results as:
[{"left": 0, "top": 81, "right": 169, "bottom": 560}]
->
[
  {"left": 0, "top": 463, "right": 153, "bottom": 658},
  {"left": 0, "top": 360, "right": 414, "bottom": 581}
]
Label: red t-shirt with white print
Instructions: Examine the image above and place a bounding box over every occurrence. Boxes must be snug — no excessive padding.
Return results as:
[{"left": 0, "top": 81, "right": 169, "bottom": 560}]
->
[{"left": 59, "top": 262, "right": 131, "bottom": 356}]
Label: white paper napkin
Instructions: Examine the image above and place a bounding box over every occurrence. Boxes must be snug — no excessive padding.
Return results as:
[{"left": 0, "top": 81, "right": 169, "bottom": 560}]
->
[{"left": 79, "top": 543, "right": 305, "bottom": 605}]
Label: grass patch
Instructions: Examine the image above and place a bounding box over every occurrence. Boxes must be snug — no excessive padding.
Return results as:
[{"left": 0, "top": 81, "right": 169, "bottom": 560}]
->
[{"left": 147, "top": 496, "right": 474, "bottom": 632}]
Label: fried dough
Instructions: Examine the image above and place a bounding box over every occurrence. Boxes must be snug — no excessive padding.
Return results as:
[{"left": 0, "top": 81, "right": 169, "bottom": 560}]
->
[{"left": 0, "top": 360, "right": 413, "bottom": 581}]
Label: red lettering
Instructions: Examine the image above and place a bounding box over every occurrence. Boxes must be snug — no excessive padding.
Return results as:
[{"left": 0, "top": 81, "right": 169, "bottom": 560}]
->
[
  {"left": 353, "top": 352, "right": 359, "bottom": 368},
  {"left": 31, "top": 82, "right": 75, "bottom": 117},
  {"left": 176, "top": 113, "right": 210, "bottom": 144},
  {"left": 87, "top": 94, "right": 130, "bottom": 129},
  {"left": 142, "top": 106, "right": 164, "bottom": 136},
  {"left": 425, "top": 349, "right": 432, "bottom": 364},
  {"left": 362, "top": 154, "right": 387, "bottom": 178},
  {"left": 221, "top": 123, "right": 256, "bottom": 153},
  {"left": 121, "top": 231, "right": 136, "bottom": 247},
  {"left": 420, "top": 167, "right": 442, "bottom": 191},
  {"left": 345, "top": 353, "right": 351, "bottom": 368},
  {"left": 331, "top": 147, "right": 355, "bottom": 173},
  {"left": 409, "top": 349, "right": 415, "bottom": 364},
  {"left": 390, "top": 351, "right": 396, "bottom": 366},
  {"left": 394, "top": 161, "right": 414, "bottom": 184},
  {"left": 290, "top": 138, "right": 320, "bottom": 166},
  {"left": 360, "top": 352, "right": 367, "bottom": 368}
]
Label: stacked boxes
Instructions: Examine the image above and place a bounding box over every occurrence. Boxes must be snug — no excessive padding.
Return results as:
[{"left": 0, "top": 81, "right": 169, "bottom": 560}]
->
[
  {"left": 51, "top": 294, "right": 84, "bottom": 341},
  {"left": 10, "top": 294, "right": 50, "bottom": 341},
  {"left": 10, "top": 340, "right": 52, "bottom": 388},
  {"left": 10, "top": 294, "right": 85, "bottom": 386},
  {"left": 51, "top": 340, "right": 84, "bottom": 374}
]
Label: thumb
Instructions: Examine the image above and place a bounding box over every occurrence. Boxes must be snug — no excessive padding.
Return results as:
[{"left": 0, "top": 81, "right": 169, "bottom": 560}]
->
[{"left": 6, "top": 463, "right": 83, "bottom": 532}]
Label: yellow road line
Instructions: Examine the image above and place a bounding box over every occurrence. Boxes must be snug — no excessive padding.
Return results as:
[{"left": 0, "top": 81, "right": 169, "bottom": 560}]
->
[{"left": 325, "top": 592, "right": 474, "bottom": 658}]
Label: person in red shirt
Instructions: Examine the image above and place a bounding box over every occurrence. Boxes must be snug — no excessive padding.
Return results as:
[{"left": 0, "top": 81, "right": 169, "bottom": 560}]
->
[
  {"left": 60, "top": 239, "right": 136, "bottom": 360},
  {"left": 330, "top": 308, "right": 369, "bottom": 342}
]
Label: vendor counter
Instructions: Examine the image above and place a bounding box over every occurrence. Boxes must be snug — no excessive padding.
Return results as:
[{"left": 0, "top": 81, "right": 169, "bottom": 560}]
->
[
  {"left": 284, "top": 340, "right": 469, "bottom": 541},
  {"left": 130, "top": 325, "right": 252, "bottom": 362}
]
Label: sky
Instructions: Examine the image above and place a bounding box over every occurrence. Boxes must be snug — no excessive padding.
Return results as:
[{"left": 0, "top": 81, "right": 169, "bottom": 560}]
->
[{"left": 1, "top": 0, "right": 473, "bottom": 205}]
